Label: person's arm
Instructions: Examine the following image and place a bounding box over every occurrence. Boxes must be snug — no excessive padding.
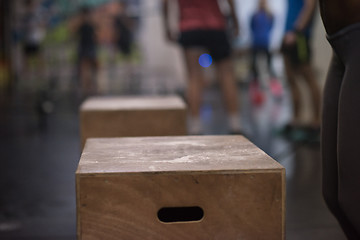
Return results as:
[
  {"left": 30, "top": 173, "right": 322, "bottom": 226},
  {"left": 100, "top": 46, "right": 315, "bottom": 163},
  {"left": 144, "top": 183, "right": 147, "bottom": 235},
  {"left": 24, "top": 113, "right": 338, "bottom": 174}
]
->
[
  {"left": 264, "top": 6, "right": 274, "bottom": 29},
  {"left": 250, "top": 14, "right": 255, "bottom": 32},
  {"left": 227, "top": 0, "right": 240, "bottom": 37},
  {"left": 293, "top": 0, "right": 316, "bottom": 32},
  {"left": 284, "top": 0, "right": 315, "bottom": 45},
  {"left": 161, "top": 0, "right": 174, "bottom": 42},
  {"left": 269, "top": 12, "right": 274, "bottom": 29}
]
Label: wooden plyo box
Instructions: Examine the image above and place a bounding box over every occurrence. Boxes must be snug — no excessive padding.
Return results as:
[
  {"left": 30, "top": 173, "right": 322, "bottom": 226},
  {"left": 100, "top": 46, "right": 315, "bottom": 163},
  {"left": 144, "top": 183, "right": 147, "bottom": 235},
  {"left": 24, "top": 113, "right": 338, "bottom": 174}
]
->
[
  {"left": 76, "top": 136, "right": 285, "bottom": 240},
  {"left": 79, "top": 95, "right": 187, "bottom": 148}
]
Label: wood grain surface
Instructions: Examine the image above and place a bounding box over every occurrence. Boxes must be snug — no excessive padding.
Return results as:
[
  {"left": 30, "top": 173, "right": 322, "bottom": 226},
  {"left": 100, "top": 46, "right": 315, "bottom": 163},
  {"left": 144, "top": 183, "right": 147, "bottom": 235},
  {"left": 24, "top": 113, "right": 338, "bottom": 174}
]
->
[
  {"left": 79, "top": 96, "right": 187, "bottom": 148},
  {"left": 76, "top": 136, "right": 285, "bottom": 240}
]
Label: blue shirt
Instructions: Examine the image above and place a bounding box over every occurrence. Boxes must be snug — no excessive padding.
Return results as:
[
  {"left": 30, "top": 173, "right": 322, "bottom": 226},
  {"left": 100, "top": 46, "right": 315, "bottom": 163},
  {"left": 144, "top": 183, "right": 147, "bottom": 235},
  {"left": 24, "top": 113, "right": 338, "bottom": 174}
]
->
[
  {"left": 285, "top": 0, "right": 313, "bottom": 37},
  {"left": 250, "top": 10, "right": 273, "bottom": 49}
]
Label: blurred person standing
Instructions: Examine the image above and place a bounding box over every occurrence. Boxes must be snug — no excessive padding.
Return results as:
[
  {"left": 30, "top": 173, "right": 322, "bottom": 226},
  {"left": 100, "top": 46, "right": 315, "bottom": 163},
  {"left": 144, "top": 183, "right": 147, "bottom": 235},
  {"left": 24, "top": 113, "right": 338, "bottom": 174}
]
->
[
  {"left": 113, "top": 1, "right": 137, "bottom": 91},
  {"left": 319, "top": 0, "right": 360, "bottom": 238},
  {"left": 114, "top": 1, "right": 134, "bottom": 59},
  {"left": 21, "top": 0, "right": 46, "bottom": 88},
  {"left": 162, "top": 0, "right": 242, "bottom": 135},
  {"left": 249, "top": 0, "right": 282, "bottom": 105},
  {"left": 71, "top": 6, "right": 98, "bottom": 97},
  {"left": 281, "top": 0, "right": 321, "bottom": 135},
  {"left": 20, "top": 0, "right": 55, "bottom": 129}
]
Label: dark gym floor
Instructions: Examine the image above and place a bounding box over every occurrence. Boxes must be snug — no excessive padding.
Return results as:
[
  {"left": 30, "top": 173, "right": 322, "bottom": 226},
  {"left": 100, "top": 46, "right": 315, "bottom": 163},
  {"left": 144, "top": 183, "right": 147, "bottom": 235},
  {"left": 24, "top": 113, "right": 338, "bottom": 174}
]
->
[{"left": 0, "top": 78, "right": 346, "bottom": 239}]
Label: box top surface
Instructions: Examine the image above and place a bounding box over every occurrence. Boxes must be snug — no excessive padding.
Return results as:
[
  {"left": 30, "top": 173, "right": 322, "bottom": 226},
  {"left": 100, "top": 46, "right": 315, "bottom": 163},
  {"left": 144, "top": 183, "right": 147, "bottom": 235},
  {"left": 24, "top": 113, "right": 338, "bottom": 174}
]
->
[
  {"left": 77, "top": 136, "right": 284, "bottom": 175},
  {"left": 80, "top": 95, "right": 186, "bottom": 111}
]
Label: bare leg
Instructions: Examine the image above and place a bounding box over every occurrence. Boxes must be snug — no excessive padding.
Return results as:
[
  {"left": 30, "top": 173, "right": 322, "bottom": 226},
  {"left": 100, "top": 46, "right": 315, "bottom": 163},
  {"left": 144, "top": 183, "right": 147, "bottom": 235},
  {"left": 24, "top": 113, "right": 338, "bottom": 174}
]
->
[
  {"left": 183, "top": 48, "right": 204, "bottom": 118},
  {"left": 216, "top": 57, "right": 242, "bottom": 132},
  {"left": 36, "top": 52, "right": 46, "bottom": 89},
  {"left": 216, "top": 57, "right": 239, "bottom": 114},
  {"left": 250, "top": 49, "right": 259, "bottom": 80},
  {"left": 299, "top": 63, "right": 321, "bottom": 126},
  {"left": 283, "top": 55, "right": 302, "bottom": 124},
  {"left": 183, "top": 48, "right": 205, "bottom": 134},
  {"left": 265, "top": 49, "right": 275, "bottom": 78},
  {"left": 22, "top": 56, "right": 31, "bottom": 85},
  {"left": 80, "top": 59, "right": 94, "bottom": 96}
]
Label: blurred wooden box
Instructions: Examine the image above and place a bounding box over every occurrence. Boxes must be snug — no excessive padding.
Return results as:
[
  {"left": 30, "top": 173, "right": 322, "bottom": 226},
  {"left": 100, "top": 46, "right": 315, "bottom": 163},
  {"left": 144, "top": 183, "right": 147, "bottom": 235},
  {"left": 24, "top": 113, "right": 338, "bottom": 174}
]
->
[
  {"left": 79, "top": 95, "right": 186, "bottom": 148},
  {"left": 76, "top": 135, "right": 285, "bottom": 240}
]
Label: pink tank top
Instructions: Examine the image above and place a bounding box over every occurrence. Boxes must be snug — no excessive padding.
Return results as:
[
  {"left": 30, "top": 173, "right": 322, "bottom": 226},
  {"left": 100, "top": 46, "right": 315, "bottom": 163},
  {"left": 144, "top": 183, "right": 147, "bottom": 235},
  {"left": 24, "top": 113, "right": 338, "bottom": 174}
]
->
[{"left": 178, "top": 0, "right": 226, "bottom": 32}]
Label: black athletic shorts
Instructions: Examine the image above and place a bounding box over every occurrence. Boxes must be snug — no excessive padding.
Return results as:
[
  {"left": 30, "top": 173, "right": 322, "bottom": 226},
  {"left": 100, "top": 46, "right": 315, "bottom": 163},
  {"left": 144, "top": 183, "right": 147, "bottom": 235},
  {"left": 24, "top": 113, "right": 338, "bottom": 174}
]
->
[
  {"left": 178, "top": 29, "right": 231, "bottom": 62},
  {"left": 23, "top": 43, "right": 41, "bottom": 56},
  {"left": 281, "top": 32, "right": 312, "bottom": 66}
]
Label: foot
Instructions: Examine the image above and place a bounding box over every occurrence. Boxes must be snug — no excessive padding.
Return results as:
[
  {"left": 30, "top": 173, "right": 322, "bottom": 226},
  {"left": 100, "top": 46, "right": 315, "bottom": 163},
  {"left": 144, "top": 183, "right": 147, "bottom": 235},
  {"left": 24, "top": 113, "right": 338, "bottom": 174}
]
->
[
  {"left": 276, "top": 123, "right": 320, "bottom": 144},
  {"left": 249, "top": 80, "right": 265, "bottom": 106}
]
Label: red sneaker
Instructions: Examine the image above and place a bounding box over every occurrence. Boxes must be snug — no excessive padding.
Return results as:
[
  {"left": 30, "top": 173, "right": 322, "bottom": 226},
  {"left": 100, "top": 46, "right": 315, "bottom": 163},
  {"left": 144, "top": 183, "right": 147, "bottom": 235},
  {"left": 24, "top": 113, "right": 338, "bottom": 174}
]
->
[{"left": 250, "top": 80, "right": 265, "bottom": 106}]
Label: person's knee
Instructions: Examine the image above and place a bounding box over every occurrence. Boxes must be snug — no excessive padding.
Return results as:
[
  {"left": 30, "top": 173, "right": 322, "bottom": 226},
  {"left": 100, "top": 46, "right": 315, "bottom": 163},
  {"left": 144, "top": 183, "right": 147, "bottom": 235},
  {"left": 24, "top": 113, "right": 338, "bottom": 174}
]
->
[{"left": 215, "top": 58, "right": 232, "bottom": 72}]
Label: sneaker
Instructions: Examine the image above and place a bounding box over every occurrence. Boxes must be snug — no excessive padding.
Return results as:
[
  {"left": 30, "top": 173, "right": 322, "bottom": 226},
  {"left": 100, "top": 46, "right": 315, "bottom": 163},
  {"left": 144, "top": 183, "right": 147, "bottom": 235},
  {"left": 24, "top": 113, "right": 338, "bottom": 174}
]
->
[
  {"left": 276, "top": 123, "right": 294, "bottom": 138},
  {"left": 302, "top": 125, "right": 320, "bottom": 145},
  {"left": 249, "top": 80, "right": 265, "bottom": 106},
  {"left": 277, "top": 123, "right": 320, "bottom": 145}
]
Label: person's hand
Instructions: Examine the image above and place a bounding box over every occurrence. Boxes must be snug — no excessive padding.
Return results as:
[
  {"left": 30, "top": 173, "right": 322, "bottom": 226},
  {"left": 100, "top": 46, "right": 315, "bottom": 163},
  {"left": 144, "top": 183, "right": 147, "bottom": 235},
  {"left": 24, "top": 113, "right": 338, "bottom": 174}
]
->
[
  {"left": 232, "top": 24, "right": 240, "bottom": 38},
  {"left": 227, "top": 24, "right": 239, "bottom": 41},
  {"left": 284, "top": 31, "right": 296, "bottom": 45},
  {"left": 165, "top": 29, "right": 176, "bottom": 43}
]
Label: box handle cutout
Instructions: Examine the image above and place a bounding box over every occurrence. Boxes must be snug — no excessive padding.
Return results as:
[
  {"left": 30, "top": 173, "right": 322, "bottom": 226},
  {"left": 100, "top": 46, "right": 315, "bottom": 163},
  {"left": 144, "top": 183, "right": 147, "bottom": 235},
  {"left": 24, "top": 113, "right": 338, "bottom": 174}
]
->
[{"left": 157, "top": 206, "right": 204, "bottom": 223}]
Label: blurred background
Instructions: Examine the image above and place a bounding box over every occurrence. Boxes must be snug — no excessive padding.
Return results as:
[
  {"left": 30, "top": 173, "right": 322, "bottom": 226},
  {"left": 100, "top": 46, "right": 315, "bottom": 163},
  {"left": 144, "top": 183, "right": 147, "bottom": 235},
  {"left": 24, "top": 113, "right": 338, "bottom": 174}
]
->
[{"left": 0, "top": 0, "right": 345, "bottom": 239}]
